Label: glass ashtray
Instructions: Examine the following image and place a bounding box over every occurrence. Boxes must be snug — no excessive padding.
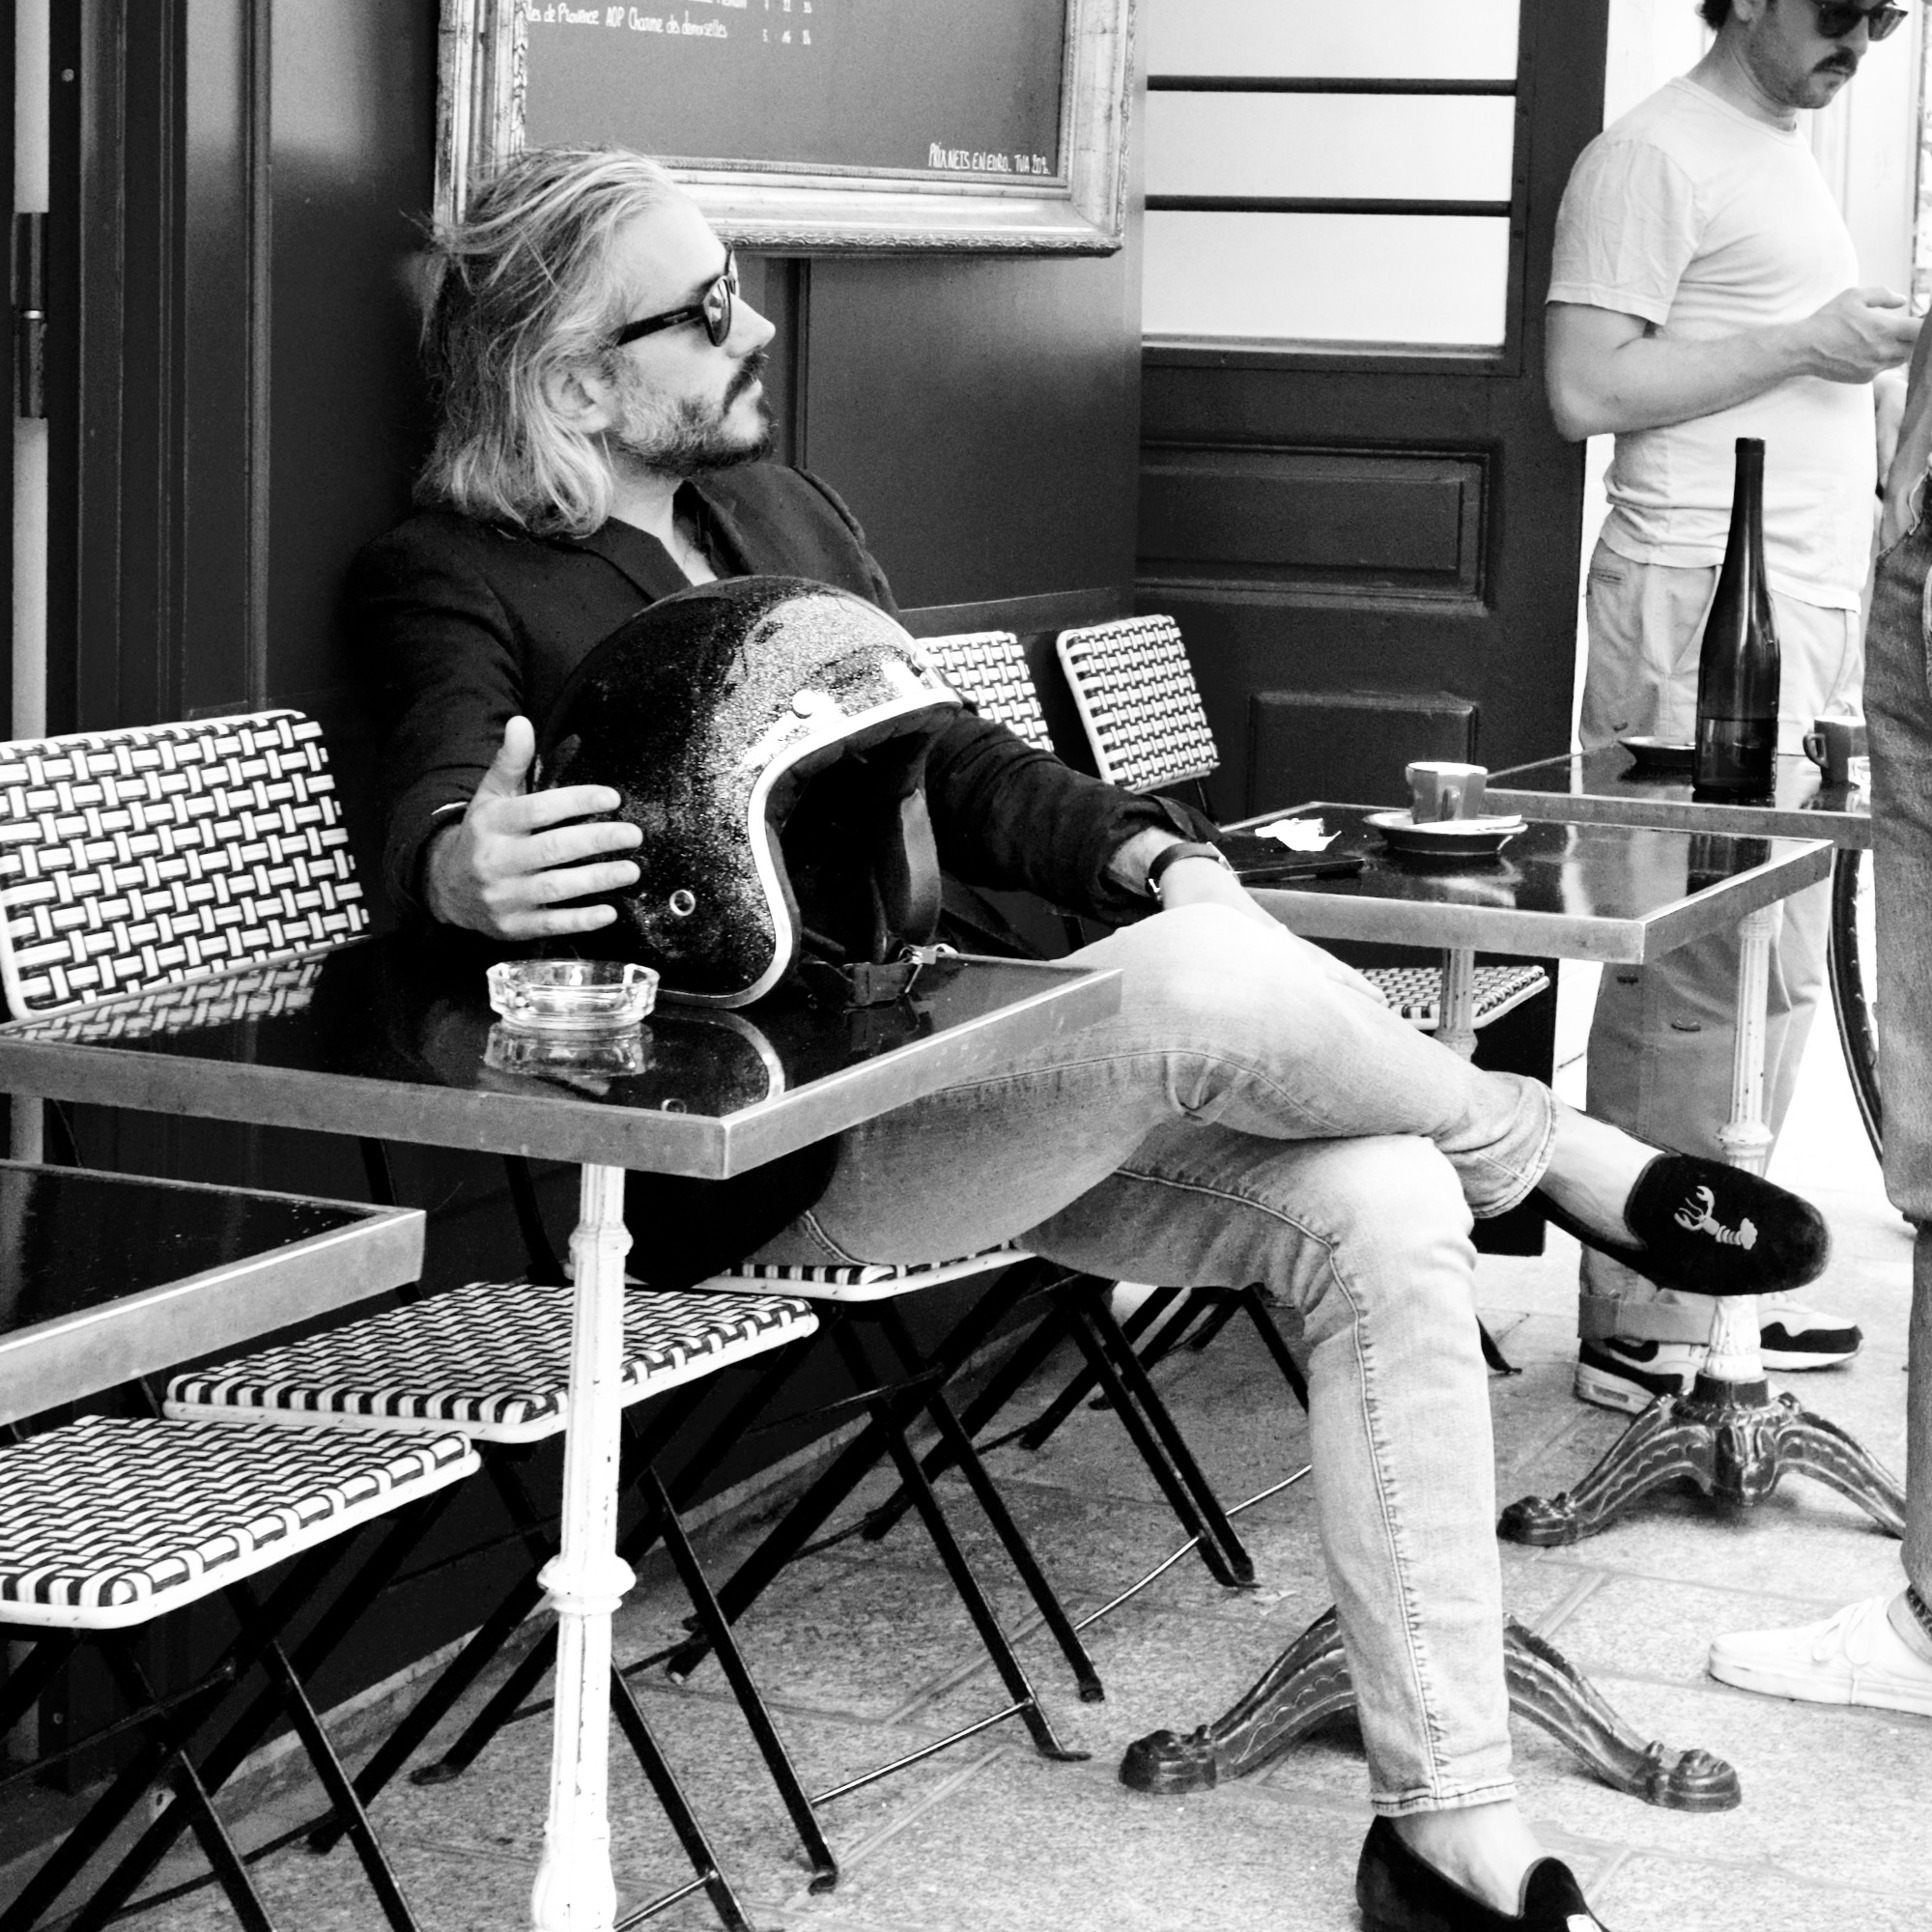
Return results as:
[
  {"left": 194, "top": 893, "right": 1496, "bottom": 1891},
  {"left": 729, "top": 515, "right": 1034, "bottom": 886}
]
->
[{"left": 486, "top": 958, "right": 658, "bottom": 1035}]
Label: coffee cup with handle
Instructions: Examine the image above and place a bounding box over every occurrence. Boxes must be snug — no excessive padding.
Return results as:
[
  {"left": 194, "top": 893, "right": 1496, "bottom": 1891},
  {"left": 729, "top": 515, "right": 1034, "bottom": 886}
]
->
[
  {"left": 1802, "top": 716, "right": 1866, "bottom": 787},
  {"left": 1406, "top": 760, "right": 1488, "bottom": 822}
]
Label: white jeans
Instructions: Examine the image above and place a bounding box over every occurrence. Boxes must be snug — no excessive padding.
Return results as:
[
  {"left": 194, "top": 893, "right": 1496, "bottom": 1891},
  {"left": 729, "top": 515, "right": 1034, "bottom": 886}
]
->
[
  {"left": 753, "top": 905, "right": 1558, "bottom": 1813},
  {"left": 1576, "top": 538, "right": 1859, "bottom": 1341}
]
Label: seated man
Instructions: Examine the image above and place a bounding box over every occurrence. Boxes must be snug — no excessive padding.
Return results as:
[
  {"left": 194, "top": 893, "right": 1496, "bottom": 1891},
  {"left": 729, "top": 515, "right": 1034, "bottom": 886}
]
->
[{"left": 353, "top": 146, "right": 1829, "bottom": 1932}]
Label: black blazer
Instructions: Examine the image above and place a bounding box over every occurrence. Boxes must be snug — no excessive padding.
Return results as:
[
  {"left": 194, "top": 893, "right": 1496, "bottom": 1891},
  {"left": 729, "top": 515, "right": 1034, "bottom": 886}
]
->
[
  {"left": 350, "top": 464, "right": 1182, "bottom": 923},
  {"left": 348, "top": 466, "right": 1194, "bottom": 1283}
]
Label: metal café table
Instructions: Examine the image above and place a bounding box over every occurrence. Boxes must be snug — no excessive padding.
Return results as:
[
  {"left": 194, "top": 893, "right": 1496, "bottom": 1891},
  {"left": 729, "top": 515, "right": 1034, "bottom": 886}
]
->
[
  {"left": 1275, "top": 784, "right": 1893, "bottom": 1553},
  {"left": 1114, "top": 803, "right": 1824, "bottom": 1811},
  {"left": 0, "top": 1161, "right": 422, "bottom": 1427},
  {"left": 1488, "top": 746, "right": 1878, "bottom": 1150},
  {"left": 0, "top": 935, "right": 1120, "bottom": 1932}
]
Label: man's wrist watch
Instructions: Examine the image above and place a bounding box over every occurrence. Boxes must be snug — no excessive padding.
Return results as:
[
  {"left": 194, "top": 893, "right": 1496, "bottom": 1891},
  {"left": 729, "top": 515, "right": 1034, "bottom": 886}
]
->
[{"left": 1145, "top": 839, "right": 1234, "bottom": 901}]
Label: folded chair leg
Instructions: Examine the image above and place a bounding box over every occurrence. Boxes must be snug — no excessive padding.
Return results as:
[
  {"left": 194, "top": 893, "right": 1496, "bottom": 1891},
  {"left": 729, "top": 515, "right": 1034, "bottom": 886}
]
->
[
  {"left": 1014, "top": 1276, "right": 1165, "bottom": 1452},
  {"left": 607, "top": 1674, "right": 762, "bottom": 1932},
  {"left": 0, "top": 1638, "right": 251, "bottom": 1932},
  {"left": 1236, "top": 1286, "right": 1310, "bottom": 1411},
  {"left": 828, "top": 1322, "right": 1082, "bottom": 1765},
  {"left": 403, "top": 1388, "right": 721, "bottom": 1790},
  {"left": 91, "top": 1494, "right": 452, "bottom": 1916},
  {"left": 502, "top": 1152, "right": 569, "bottom": 1287},
  {"left": 249, "top": 1620, "right": 420, "bottom": 1931},
  {"left": 640, "top": 1467, "right": 839, "bottom": 1892},
  {"left": 664, "top": 1379, "right": 916, "bottom": 1683},
  {"left": 1075, "top": 1287, "right": 1255, "bottom": 1587},
  {"left": 875, "top": 1306, "right": 1103, "bottom": 1704},
  {"left": 860, "top": 1268, "right": 1069, "bottom": 1544},
  {"left": 0, "top": 1630, "right": 76, "bottom": 1742},
  {"left": 1057, "top": 1302, "right": 1247, "bottom": 1590},
  {"left": 1179, "top": 1292, "right": 1242, "bottom": 1359}
]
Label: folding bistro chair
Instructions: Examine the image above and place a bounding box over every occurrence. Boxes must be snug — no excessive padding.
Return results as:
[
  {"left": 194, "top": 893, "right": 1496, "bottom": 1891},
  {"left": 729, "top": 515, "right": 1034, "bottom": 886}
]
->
[
  {"left": 0, "top": 1414, "right": 477, "bottom": 1932},
  {"left": 0, "top": 713, "right": 803, "bottom": 1925},
  {"left": 162, "top": 1278, "right": 837, "bottom": 1922}
]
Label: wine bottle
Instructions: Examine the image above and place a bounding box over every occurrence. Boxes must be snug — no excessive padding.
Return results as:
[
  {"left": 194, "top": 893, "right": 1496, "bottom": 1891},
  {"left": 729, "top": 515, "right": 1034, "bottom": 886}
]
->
[{"left": 1692, "top": 438, "right": 1780, "bottom": 800}]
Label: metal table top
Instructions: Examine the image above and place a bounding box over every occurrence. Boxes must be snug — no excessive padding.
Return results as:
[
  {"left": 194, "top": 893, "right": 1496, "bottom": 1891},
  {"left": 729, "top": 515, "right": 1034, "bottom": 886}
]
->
[
  {"left": 0, "top": 937, "right": 1122, "bottom": 1181},
  {"left": 0, "top": 1160, "right": 423, "bottom": 1426},
  {"left": 1485, "top": 749, "right": 1870, "bottom": 850},
  {"left": 1241, "top": 804, "right": 1833, "bottom": 963}
]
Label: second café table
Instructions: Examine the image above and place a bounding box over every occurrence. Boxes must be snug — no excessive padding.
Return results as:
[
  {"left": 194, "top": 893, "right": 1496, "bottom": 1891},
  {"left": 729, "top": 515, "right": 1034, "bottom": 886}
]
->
[{"left": 0, "top": 933, "right": 1121, "bottom": 1932}]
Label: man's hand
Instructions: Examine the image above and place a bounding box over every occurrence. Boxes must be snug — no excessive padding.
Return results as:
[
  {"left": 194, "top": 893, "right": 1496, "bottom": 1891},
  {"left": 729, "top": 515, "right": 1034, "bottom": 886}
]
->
[
  {"left": 1799, "top": 286, "right": 1921, "bottom": 384},
  {"left": 422, "top": 716, "right": 642, "bottom": 939}
]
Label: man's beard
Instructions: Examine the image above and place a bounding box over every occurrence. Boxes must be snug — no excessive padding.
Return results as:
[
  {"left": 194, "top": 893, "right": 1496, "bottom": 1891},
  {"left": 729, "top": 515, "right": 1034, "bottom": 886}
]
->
[{"left": 609, "top": 351, "right": 775, "bottom": 475}]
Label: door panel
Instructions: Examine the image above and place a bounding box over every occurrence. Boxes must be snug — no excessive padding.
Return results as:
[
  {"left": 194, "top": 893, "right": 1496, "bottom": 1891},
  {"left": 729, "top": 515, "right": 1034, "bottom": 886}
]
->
[{"left": 1138, "top": 2, "right": 1609, "bottom": 820}]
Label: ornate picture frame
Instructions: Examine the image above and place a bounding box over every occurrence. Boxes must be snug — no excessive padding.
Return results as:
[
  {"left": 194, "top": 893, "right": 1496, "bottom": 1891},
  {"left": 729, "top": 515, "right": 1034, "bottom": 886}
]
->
[{"left": 436, "top": 0, "right": 1135, "bottom": 254}]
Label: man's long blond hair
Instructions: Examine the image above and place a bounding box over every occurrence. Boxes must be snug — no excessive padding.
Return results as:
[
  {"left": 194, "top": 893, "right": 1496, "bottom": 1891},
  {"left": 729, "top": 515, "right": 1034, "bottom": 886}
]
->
[{"left": 417, "top": 146, "right": 685, "bottom": 536}]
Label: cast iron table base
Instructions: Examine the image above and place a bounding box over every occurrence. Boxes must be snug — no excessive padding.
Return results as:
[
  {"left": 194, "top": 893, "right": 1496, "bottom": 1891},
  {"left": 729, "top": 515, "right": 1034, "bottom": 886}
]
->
[
  {"left": 1119, "top": 1606, "right": 1740, "bottom": 1811},
  {"left": 1498, "top": 1372, "right": 1906, "bottom": 1547}
]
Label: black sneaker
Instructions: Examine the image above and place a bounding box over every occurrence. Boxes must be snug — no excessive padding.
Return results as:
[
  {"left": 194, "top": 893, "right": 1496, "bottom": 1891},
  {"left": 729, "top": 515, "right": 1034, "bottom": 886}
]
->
[{"left": 1574, "top": 1337, "right": 1704, "bottom": 1413}]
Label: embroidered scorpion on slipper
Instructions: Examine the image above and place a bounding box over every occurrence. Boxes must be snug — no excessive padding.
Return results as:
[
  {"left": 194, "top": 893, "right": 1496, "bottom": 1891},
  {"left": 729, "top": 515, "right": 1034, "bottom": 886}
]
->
[{"left": 1533, "top": 1108, "right": 1830, "bottom": 1303}]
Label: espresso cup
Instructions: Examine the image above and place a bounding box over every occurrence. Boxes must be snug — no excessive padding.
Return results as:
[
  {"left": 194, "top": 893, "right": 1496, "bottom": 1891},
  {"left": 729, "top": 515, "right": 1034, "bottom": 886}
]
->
[
  {"left": 1802, "top": 716, "right": 1866, "bottom": 787},
  {"left": 1406, "top": 760, "right": 1488, "bottom": 822}
]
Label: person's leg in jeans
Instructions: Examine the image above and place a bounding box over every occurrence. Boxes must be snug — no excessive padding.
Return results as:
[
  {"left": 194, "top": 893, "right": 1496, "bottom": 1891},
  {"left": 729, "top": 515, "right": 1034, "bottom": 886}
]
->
[
  {"left": 1708, "top": 513, "right": 1932, "bottom": 1708},
  {"left": 1575, "top": 540, "right": 1861, "bottom": 1399},
  {"left": 753, "top": 902, "right": 1768, "bottom": 1912}
]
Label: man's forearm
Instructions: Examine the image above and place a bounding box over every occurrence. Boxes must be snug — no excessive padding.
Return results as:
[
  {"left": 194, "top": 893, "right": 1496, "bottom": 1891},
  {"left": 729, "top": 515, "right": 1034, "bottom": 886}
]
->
[{"left": 1549, "top": 322, "right": 1809, "bottom": 440}]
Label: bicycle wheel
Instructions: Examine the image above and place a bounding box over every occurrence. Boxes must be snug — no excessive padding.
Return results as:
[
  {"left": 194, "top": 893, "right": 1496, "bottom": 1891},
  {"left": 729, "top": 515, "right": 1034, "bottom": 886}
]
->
[{"left": 1827, "top": 844, "right": 1882, "bottom": 1159}]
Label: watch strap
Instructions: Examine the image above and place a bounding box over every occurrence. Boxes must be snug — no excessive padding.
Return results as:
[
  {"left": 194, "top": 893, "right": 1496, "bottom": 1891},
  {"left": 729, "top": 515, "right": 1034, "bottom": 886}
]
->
[{"left": 1146, "top": 839, "right": 1234, "bottom": 900}]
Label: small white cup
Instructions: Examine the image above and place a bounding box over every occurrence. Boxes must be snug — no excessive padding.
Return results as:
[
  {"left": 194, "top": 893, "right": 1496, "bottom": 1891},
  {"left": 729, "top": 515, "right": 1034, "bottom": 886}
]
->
[{"left": 1406, "top": 760, "right": 1488, "bottom": 822}]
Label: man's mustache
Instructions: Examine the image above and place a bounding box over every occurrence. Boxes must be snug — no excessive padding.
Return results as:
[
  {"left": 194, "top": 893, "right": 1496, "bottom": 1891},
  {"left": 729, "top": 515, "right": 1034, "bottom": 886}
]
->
[
  {"left": 725, "top": 350, "right": 770, "bottom": 408},
  {"left": 1817, "top": 53, "right": 1860, "bottom": 76}
]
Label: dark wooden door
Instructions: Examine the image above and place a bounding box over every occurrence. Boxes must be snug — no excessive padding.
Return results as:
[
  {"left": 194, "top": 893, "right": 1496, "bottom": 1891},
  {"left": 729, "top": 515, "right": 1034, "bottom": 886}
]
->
[{"left": 1136, "top": 2, "right": 1611, "bottom": 817}]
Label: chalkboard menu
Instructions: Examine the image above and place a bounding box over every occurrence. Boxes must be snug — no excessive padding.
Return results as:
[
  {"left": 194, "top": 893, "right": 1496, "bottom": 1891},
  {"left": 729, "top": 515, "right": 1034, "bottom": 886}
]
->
[
  {"left": 523, "top": 1, "right": 1069, "bottom": 185},
  {"left": 440, "top": 0, "right": 1132, "bottom": 252}
]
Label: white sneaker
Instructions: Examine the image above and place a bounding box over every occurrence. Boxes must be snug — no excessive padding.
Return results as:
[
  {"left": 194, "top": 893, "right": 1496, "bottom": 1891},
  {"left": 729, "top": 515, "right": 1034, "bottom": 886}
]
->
[{"left": 1707, "top": 1594, "right": 1932, "bottom": 1717}]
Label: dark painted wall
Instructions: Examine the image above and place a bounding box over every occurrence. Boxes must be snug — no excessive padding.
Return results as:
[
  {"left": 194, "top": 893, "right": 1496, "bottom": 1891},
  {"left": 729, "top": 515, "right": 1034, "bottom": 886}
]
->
[{"left": 28, "top": 0, "right": 1147, "bottom": 1744}]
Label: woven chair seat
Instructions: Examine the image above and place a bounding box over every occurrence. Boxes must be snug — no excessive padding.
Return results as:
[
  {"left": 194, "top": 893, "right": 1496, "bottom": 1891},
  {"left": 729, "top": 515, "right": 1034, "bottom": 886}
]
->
[
  {"left": 0, "top": 1415, "right": 475, "bottom": 1630},
  {"left": 1364, "top": 962, "right": 1550, "bottom": 1033},
  {"left": 166, "top": 1280, "right": 818, "bottom": 1445},
  {"left": 710, "top": 1244, "right": 1029, "bottom": 1304}
]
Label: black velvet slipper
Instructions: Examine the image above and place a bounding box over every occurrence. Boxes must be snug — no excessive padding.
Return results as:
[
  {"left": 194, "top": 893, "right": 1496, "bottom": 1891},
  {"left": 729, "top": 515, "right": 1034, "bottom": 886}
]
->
[
  {"left": 1537, "top": 1150, "right": 1829, "bottom": 1298},
  {"left": 1356, "top": 1816, "right": 1611, "bottom": 1932}
]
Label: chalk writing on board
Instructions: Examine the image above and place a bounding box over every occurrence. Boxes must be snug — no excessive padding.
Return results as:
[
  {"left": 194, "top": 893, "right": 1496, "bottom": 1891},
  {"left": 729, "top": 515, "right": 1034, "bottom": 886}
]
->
[{"left": 521, "top": 0, "right": 1067, "bottom": 181}]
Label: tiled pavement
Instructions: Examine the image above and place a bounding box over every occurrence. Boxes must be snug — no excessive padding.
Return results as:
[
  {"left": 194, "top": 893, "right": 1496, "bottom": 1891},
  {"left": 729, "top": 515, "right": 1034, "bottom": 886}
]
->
[{"left": 13, "top": 979, "right": 1927, "bottom": 1930}]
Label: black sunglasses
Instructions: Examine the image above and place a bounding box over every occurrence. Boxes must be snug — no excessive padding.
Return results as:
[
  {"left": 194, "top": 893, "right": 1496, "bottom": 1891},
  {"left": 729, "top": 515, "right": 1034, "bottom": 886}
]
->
[
  {"left": 1809, "top": 1, "right": 1907, "bottom": 40},
  {"left": 610, "top": 250, "right": 738, "bottom": 350}
]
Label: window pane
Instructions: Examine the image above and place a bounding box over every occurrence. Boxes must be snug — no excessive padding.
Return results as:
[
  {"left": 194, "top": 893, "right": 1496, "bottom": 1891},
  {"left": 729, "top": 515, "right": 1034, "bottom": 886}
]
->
[
  {"left": 1147, "top": 95, "right": 1515, "bottom": 203},
  {"left": 1145, "top": 0, "right": 1520, "bottom": 81},
  {"left": 1144, "top": 211, "right": 1510, "bottom": 347}
]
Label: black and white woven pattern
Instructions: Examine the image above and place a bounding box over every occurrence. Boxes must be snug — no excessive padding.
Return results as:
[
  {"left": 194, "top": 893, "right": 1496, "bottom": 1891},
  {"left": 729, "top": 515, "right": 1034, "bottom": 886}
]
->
[
  {"left": 0, "top": 1415, "right": 475, "bottom": 1630},
  {"left": 20, "top": 955, "right": 324, "bottom": 1044},
  {"left": 0, "top": 711, "right": 367, "bottom": 1017},
  {"left": 1056, "top": 616, "right": 1220, "bottom": 793},
  {"left": 713, "top": 1244, "right": 1026, "bottom": 1305},
  {"left": 920, "top": 632, "right": 1056, "bottom": 755},
  {"left": 166, "top": 1280, "right": 818, "bottom": 1444},
  {"left": 1364, "top": 963, "right": 1550, "bottom": 1034}
]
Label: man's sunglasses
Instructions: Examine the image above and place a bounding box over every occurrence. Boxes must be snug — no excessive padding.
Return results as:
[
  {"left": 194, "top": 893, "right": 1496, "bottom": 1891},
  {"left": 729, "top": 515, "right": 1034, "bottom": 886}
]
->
[
  {"left": 1810, "top": 1, "right": 1907, "bottom": 41},
  {"left": 611, "top": 250, "right": 738, "bottom": 350}
]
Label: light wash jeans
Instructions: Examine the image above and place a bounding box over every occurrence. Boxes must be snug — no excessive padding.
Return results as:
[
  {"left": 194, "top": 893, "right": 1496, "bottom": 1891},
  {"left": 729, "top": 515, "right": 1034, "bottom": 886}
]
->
[
  {"left": 751, "top": 904, "right": 1557, "bottom": 1814},
  {"left": 1861, "top": 509, "right": 1932, "bottom": 1605},
  {"left": 1576, "top": 538, "right": 1858, "bottom": 1342}
]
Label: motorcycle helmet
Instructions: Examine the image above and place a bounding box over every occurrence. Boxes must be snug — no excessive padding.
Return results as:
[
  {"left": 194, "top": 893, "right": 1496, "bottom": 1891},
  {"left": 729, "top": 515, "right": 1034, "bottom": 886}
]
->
[{"left": 534, "top": 576, "right": 963, "bottom": 1008}]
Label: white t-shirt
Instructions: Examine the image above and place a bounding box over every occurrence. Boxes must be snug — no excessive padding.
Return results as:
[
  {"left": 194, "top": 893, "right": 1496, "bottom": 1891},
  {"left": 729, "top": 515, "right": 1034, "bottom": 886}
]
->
[{"left": 1548, "top": 76, "right": 1873, "bottom": 610}]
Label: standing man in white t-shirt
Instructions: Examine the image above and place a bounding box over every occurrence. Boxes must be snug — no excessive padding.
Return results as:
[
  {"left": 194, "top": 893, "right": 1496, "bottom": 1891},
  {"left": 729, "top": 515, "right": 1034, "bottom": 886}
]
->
[{"left": 1545, "top": 0, "right": 1918, "bottom": 1413}]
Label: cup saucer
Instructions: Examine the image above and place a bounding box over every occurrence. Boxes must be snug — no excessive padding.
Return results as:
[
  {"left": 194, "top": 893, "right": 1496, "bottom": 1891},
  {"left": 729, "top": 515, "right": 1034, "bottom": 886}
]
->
[{"left": 1365, "top": 810, "right": 1526, "bottom": 863}]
